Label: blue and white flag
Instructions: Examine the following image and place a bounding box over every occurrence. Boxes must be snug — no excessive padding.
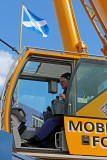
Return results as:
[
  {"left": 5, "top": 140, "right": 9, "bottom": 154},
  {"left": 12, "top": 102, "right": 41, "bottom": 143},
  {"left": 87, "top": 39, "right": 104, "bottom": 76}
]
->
[{"left": 22, "top": 5, "right": 49, "bottom": 37}]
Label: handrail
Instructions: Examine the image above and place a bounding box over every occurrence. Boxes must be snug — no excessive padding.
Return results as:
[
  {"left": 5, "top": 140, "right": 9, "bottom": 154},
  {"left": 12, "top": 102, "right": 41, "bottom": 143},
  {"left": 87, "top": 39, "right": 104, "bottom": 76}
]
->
[{"left": 23, "top": 46, "right": 106, "bottom": 59}]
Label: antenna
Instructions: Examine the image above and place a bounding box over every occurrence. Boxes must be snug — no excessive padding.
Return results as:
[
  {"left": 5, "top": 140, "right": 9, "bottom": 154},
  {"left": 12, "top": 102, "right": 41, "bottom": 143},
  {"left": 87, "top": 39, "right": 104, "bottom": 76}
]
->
[{"left": 0, "top": 38, "right": 20, "bottom": 54}]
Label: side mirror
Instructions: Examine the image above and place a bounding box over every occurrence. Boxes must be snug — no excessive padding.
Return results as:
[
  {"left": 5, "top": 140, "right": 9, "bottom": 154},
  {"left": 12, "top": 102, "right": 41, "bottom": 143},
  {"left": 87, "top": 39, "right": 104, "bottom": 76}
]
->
[{"left": 48, "top": 80, "right": 58, "bottom": 94}]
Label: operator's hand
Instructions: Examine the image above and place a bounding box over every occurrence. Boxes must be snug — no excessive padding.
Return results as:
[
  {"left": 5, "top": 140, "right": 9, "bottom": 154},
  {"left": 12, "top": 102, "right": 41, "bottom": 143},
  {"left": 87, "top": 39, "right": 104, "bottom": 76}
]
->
[{"left": 59, "top": 93, "right": 65, "bottom": 100}]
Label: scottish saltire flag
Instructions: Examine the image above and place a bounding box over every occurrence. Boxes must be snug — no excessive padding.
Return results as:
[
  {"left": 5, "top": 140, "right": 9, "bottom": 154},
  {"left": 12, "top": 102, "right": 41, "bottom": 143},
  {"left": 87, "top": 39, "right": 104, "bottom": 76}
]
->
[{"left": 22, "top": 5, "right": 49, "bottom": 37}]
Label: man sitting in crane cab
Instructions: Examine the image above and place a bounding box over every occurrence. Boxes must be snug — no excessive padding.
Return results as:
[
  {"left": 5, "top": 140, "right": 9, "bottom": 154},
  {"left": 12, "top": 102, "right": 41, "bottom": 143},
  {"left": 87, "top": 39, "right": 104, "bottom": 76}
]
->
[
  {"left": 59, "top": 72, "right": 71, "bottom": 99},
  {"left": 22, "top": 72, "right": 71, "bottom": 147}
]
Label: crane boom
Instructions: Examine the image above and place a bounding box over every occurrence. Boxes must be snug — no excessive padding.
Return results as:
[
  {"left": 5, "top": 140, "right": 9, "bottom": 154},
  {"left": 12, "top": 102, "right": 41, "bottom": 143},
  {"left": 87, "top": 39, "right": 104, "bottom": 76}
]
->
[
  {"left": 80, "top": 0, "right": 107, "bottom": 56},
  {"left": 91, "top": 0, "right": 107, "bottom": 55},
  {"left": 53, "top": 0, "right": 107, "bottom": 56},
  {"left": 92, "top": 0, "right": 107, "bottom": 32},
  {"left": 53, "top": 0, "right": 87, "bottom": 54}
]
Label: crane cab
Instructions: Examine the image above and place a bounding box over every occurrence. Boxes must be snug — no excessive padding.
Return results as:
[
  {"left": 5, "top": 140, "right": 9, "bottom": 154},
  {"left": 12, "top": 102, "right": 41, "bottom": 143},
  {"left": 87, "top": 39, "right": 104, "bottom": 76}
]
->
[{"left": 2, "top": 48, "right": 107, "bottom": 159}]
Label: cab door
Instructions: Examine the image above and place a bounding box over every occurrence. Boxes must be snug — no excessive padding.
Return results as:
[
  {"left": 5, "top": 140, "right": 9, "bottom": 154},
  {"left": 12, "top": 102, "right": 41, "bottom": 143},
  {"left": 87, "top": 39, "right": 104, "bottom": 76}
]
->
[
  {"left": 64, "top": 58, "right": 107, "bottom": 157},
  {"left": 65, "top": 58, "right": 107, "bottom": 118}
]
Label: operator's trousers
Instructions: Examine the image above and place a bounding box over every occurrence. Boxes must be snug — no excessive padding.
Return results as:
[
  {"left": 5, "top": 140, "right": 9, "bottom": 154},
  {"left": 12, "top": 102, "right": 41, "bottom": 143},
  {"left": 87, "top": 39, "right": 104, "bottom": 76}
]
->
[{"left": 36, "top": 116, "right": 64, "bottom": 141}]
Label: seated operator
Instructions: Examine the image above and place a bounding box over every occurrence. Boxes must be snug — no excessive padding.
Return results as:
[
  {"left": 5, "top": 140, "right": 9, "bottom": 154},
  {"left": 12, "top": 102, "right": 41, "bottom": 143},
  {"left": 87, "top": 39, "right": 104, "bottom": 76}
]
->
[{"left": 22, "top": 72, "right": 71, "bottom": 147}]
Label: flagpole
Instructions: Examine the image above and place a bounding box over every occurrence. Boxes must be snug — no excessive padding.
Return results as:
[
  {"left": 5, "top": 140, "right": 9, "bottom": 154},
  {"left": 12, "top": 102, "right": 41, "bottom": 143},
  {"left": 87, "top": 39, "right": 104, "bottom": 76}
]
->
[
  {"left": 16, "top": 2, "right": 23, "bottom": 107},
  {"left": 19, "top": 2, "right": 23, "bottom": 51}
]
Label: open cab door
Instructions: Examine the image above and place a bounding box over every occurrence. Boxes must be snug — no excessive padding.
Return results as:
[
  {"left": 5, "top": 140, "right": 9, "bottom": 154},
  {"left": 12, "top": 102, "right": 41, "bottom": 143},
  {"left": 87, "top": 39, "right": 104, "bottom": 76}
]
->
[
  {"left": 65, "top": 58, "right": 107, "bottom": 158},
  {"left": 3, "top": 49, "right": 74, "bottom": 159}
]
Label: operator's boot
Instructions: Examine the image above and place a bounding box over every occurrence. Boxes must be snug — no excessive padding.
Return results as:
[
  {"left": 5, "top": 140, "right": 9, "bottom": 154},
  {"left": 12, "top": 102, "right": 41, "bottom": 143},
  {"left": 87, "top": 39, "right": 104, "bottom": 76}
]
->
[{"left": 22, "top": 135, "right": 40, "bottom": 147}]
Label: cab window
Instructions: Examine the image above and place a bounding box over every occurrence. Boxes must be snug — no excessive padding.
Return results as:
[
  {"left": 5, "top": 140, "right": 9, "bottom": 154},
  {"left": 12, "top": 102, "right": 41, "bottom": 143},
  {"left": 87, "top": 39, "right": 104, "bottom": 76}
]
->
[{"left": 67, "top": 59, "right": 107, "bottom": 116}]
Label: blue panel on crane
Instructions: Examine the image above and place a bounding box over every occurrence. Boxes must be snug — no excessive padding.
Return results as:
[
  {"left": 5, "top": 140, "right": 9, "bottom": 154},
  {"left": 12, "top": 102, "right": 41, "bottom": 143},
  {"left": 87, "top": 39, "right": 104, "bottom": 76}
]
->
[
  {"left": 12, "top": 153, "right": 41, "bottom": 160},
  {"left": 0, "top": 131, "right": 12, "bottom": 160}
]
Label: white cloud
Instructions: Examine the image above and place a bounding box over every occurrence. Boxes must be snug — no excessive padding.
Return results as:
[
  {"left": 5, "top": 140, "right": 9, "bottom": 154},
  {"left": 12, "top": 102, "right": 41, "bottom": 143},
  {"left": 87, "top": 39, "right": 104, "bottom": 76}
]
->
[
  {"left": 0, "top": 75, "right": 6, "bottom": 86},
  {"left": 0, "top": 50, "right": 14, "bottom": 91}
]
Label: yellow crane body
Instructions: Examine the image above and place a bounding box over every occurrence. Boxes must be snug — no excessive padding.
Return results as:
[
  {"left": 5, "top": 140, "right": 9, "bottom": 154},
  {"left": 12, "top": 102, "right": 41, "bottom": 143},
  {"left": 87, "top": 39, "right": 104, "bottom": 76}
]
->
[{"left": 1, "top": 0, "right": 107, "bottom": 159}]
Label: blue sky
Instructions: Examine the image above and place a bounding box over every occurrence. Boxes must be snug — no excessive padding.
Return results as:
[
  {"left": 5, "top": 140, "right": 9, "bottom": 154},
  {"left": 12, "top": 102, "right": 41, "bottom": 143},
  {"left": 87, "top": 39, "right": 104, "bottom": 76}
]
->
[
  {"left": 0, "top": 0, "right": 104, "bottom": 110},
  {"left": 0, "top": 0, "right": 103, "bottom": 54}
]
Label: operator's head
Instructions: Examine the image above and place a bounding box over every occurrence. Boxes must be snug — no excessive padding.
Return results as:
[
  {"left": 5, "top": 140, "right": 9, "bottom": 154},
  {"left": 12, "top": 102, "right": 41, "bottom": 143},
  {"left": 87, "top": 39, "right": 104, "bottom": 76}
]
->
[{"left": 60, "top": 72, "right": 71, "bottom": 90}]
